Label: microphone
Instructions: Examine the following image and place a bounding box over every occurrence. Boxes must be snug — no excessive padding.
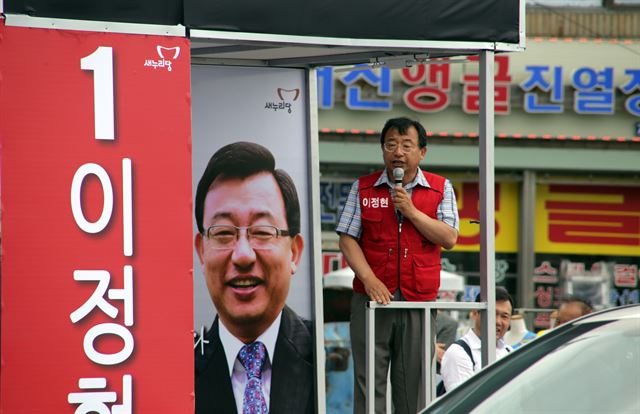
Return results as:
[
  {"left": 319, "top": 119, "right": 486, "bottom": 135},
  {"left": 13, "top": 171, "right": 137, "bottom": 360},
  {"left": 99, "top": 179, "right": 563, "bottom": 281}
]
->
[
  {"left": 392, "top": 168, "right": 404, "bottom": 225},
  {"left": 393, "top": 167, "right": 404, "bottom": 188}
]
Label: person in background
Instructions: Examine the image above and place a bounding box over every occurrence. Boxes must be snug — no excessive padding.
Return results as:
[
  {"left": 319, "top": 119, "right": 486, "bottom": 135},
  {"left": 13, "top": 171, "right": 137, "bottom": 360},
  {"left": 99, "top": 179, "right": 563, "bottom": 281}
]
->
[
  {"left": 556, "top": 295, "right": 593, "bottom": 326},
  {"left": 436, "top": 311, "right": 458, "bottom": 368},
  {"left": 440, "top": 287, "right": 513, "bottom": 392},
  {"left": 337, "top": 117, "right": 459, "bottom": 414}
]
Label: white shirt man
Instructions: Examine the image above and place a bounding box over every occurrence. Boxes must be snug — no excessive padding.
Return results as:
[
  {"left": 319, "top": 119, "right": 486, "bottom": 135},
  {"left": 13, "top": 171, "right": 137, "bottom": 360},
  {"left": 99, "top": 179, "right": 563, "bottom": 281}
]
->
[{"left": 441, "top": 288, "right": 513, "bottom": 391}]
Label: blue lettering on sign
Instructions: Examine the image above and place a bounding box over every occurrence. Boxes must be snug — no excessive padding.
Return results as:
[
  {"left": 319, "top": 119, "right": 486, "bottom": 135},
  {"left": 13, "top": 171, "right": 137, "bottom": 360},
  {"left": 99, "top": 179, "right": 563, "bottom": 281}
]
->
[
  {"left": 611, "top": 289, "right": 640, "bottom": 306},
  {"left": 627, "top": 97, "right": 640, "bottom": 118},
  {"left": 572, "top": 67, "right": 615, "bottom": 114},
  {"left": 521, "top": 65, "right": 564, "bottom": 113},
  {"left": 620, "top": 69, "right": 640, "bottom": 117},
  {"left": 320, "top": 182, "right": 353, "bottom": 224},
  {"left": 317, "top": 66, "right": 335, "bottom": 110},
  {"left": 464, "top": 285, "right": 481, "bottom": 302},
  {"left": 320, "top": 182, "right": 335, "bottom": 223},
  {"left": 341, "top": 65, "right": 392, "bottom": 111}
]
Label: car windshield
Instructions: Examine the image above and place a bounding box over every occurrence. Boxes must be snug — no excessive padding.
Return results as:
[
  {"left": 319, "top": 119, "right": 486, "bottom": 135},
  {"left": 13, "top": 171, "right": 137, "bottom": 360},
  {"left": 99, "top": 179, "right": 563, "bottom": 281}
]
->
[{"left": 470, "top": 318, "right": 640, "bottom": 414}]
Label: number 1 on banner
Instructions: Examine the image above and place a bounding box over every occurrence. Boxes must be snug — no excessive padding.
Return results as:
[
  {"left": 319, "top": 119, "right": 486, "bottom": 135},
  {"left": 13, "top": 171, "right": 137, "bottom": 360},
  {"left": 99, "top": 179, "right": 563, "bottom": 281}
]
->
[{"left": 81, "top": 47, "right": 115, "bottom": 140}]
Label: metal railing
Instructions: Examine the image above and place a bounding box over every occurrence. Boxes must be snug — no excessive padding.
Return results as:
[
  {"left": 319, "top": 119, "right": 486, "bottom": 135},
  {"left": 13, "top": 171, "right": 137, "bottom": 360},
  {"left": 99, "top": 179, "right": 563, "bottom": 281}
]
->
[{"left": 365, "top": 301, "right": 491, "bottom": 414}]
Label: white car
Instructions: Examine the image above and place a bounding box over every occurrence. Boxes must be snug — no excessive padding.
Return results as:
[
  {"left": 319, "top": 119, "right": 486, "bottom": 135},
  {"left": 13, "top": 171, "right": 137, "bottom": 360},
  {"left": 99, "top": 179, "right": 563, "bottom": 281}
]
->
[{"left": 422, "top": 303, "right": 640, "bottom": 414}]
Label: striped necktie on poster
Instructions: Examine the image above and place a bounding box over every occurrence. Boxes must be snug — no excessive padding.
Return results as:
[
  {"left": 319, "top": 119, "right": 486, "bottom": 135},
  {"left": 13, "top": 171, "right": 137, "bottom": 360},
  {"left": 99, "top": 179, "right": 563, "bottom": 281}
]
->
[{"left": 237, "top": 341, "right": 269, "bottom": 414}]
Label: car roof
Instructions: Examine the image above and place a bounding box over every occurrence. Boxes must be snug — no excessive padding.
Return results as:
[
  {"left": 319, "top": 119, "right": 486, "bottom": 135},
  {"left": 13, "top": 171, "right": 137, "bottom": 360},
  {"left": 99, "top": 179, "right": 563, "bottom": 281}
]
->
[{"left": 572, "top": 303, "right": 640, "bottom": 325}]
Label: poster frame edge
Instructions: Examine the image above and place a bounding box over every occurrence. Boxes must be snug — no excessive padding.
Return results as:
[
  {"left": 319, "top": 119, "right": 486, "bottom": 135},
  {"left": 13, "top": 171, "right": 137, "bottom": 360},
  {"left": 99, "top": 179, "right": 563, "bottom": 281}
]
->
[{"left": 306, "top": 67, "right": 327, "bottom": 414}]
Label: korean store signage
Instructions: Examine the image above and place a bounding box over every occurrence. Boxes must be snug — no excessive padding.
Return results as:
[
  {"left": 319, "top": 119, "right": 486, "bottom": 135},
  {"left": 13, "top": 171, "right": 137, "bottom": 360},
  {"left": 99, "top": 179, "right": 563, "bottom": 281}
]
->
[
  {"left": 535, "top": 184, "right": 640, "bottom": 256},
  {"left": 318, "top": 45, "right": 640, "bottom": 117}
]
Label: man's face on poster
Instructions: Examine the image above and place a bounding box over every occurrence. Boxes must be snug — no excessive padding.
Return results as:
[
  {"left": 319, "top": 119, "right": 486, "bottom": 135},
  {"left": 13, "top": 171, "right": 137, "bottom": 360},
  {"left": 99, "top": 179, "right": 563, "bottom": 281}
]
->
[{"left": 196, "top": 171, "right": 303, "bottom": 339}]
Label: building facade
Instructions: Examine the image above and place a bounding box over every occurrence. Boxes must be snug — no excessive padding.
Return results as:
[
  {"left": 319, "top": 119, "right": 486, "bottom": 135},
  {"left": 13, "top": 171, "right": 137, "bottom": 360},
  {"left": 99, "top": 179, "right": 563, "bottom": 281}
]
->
[{"left": 318, "top": 2, "right": 640, "bottom": 328}]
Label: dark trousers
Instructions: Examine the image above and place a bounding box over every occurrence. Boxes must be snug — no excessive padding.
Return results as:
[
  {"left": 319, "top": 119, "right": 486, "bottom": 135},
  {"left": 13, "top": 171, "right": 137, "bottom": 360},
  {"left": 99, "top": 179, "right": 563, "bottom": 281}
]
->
[{"left": 350, "top": 292, "right": 436, "bottom": 414}]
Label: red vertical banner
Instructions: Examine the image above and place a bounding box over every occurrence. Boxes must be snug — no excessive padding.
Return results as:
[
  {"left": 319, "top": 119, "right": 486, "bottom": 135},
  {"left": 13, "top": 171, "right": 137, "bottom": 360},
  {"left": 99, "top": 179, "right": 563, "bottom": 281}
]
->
[{"left": 0, "top": 23, "right": 193, "bottom": 413}]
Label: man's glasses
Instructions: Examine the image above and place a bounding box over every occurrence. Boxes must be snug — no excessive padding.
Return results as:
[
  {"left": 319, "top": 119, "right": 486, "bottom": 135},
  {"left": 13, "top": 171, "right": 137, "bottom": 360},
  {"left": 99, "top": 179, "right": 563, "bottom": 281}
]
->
[
  {"left": 383, "top": 142, "right": 417, "bottom": 154},
  {"left": 204, "top": 224, "right": 290, "bottom": 250}
]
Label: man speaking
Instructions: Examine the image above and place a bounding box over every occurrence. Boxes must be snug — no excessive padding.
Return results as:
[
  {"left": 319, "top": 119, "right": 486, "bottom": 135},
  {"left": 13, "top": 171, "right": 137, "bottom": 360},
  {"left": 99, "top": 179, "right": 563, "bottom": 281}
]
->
[
  {"left": 337, "top": 117, "right": 459, "bottom": 414},
  {"left": 194, "top": 141, "right": 313, "bottom": 414}
]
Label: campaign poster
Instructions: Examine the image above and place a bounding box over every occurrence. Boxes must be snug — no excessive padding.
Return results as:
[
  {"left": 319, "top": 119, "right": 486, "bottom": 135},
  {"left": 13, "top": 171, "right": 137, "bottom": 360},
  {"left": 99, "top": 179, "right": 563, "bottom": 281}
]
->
[
  {"left": 191, "top": 65, "right": 319, "bottom": 412},
  {"left": 0, "top": 23, "right": 193, "bottom": 413}
]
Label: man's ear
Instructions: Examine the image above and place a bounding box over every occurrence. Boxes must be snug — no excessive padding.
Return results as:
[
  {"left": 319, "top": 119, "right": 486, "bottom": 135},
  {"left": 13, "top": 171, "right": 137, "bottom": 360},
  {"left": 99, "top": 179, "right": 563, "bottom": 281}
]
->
[
  {"left": 195, "top": 232, "right": 205, "bottom": 265},
  {"left": 290, "top": 234, "right": 304, "bottom": 275}
]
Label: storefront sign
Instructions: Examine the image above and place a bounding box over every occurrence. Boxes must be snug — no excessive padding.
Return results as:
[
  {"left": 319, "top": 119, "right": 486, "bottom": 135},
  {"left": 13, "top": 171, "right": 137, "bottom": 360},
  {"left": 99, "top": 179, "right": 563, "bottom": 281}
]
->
[
  {"left": 535, "top": 184, "right": 640, "bottom": 256},
  {"left": 454, "top": 181, "right": 519, "bottom": 252},
  {"left": 317, "top": 42, "right": 640, "bottom": 117}
]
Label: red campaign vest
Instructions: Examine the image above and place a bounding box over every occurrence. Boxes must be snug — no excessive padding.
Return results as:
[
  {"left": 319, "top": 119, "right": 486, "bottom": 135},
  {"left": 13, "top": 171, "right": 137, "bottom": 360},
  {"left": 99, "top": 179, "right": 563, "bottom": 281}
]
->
[{"left": 354, "top": 170, "right": 445, "bottom": 301}]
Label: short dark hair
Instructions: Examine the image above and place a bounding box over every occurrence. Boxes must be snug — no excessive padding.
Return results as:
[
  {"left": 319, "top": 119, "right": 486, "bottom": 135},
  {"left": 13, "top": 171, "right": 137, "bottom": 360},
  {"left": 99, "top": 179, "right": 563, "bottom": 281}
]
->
[
  {"left": 194, "top": 141, "right": 301, "bottom": 237},
  {"left": 380, "top": 117, "right": 427, "bottom": 149},
  {"left": 476, "top": 286, "right": 514, "bottom": 313},
  {"left": 561, "top": 295, "right": 593, "bottom": 314}
]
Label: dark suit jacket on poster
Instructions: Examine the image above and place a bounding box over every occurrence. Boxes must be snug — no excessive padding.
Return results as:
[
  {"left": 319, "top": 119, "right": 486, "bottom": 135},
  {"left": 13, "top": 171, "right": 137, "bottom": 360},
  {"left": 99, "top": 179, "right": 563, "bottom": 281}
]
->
[{"left": 195, "top": 305, "right": 315, "bottom": 414}]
